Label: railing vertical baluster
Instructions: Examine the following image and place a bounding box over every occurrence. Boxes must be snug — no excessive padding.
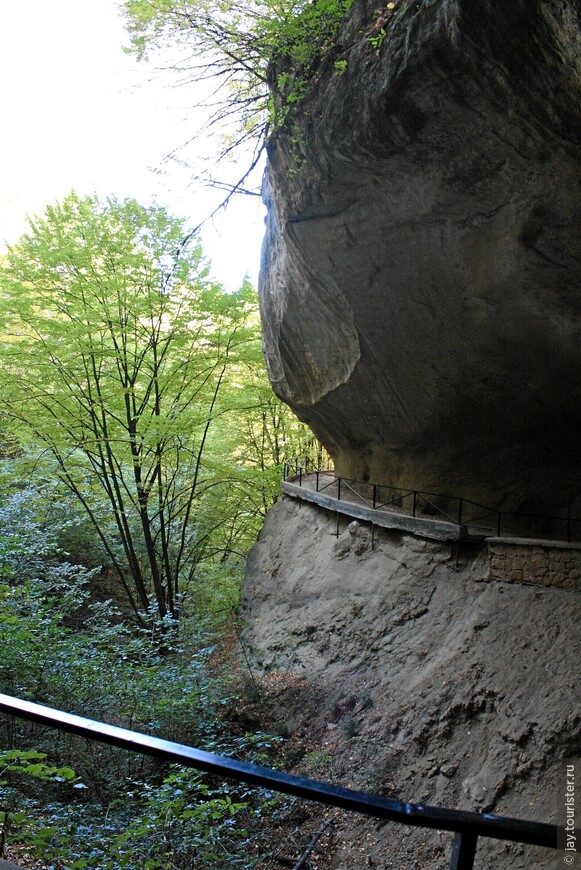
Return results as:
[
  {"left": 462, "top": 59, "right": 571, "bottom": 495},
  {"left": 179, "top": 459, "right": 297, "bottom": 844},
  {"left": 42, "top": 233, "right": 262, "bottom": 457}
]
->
[
  {"left": 316, "top": 470, "right": 320, "bottom": 492},
  {"left": 373, "top": 484, "right": 377, "bottom": 509},
  {"left": 458, "top": 498, "right": 463, "bottom": 526},
  {"left": 337, "top": 477, "right": 341, "bottom": 501},
  {"left": 449, "top": 831, "right": 478, "bottom": 870},
  {"left": 299, "top": 466, "right": 302, "bottom": 487},
  {"left": 413, "top": 491, "right": 417, "bottom": 517}
]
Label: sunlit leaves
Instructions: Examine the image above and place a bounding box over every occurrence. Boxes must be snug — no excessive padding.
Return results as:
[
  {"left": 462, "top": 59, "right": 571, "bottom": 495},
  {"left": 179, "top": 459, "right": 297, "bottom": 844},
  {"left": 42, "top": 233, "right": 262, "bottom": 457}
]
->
[
  {"left": 123, "top": 0, "right": 352, "bottom": 148},
  {"left": 0, "top": 193, "right": 260, "bottom": 620}
]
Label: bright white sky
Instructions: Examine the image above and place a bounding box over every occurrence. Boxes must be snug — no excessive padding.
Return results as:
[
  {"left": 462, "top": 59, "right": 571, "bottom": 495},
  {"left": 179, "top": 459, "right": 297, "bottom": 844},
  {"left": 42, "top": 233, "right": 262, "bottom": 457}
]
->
[{"left": 0, "top": 0, "right": 266, "bottom": 290}]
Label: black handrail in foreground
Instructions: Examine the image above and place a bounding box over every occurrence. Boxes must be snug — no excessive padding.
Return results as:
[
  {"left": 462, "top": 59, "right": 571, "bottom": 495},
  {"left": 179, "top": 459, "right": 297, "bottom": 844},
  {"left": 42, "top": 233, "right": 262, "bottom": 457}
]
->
[{"left": 0, "top": 693, "right": 558, "bottom": 869}]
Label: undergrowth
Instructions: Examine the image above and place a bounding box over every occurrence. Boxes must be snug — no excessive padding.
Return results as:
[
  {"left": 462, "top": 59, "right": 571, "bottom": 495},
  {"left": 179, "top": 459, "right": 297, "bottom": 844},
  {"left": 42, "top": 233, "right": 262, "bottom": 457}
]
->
[{"left": 0, "top": 486, "right": 292, "bottom": 868}]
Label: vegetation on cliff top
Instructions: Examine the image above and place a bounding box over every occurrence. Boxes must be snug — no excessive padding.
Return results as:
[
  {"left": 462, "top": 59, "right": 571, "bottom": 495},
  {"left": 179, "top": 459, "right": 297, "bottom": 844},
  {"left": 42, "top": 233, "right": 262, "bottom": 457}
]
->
[{"left": 123, "top": 0, "right": 352, "bottom": 171}]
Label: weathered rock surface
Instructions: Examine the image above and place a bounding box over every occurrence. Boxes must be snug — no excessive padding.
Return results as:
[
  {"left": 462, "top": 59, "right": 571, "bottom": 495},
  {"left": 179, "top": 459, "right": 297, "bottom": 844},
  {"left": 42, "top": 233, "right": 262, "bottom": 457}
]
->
[
  {"left": 241, "top": 496, "right": 581, "bottom": 868},
  {"left": 260, "top": 0, "right": 581, "bottom": 515}
]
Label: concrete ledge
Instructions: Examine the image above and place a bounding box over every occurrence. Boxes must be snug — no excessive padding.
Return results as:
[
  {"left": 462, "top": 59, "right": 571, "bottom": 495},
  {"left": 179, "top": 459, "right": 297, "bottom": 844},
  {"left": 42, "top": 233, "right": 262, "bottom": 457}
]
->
[
  {"left": 282, "top": 481, "right": 466, "bottom": 542},
  {"left": 281, "top": 481, "right": 581, "bottom": 588}
]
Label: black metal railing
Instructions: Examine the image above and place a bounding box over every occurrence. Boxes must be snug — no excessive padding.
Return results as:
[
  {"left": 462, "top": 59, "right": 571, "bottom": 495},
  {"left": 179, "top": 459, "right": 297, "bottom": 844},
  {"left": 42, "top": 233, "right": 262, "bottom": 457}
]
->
[
  {"left": 0, "top": 693, "right": 558, "bottom": 869},
  {"left": 283, "top": 460, "right": 581, "bottom": 543}
]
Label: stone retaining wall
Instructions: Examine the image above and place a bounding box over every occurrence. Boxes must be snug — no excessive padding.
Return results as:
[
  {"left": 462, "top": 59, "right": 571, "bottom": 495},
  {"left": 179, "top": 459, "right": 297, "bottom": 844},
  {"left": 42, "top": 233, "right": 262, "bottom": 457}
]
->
[{"left": 487, "top": 538, "right": 581, "bottom": 591}]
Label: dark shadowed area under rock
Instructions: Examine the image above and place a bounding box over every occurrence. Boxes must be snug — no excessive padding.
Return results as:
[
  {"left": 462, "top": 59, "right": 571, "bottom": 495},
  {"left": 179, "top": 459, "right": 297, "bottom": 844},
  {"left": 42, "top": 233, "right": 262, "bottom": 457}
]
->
[{"left": 259, "top": 0, "right": 581, "bottom": 516}]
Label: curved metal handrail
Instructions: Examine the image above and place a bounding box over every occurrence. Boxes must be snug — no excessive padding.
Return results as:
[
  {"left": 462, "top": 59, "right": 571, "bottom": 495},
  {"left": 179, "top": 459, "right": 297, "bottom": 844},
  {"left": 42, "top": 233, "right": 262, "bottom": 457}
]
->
[{"left": 0, "top": 694, "right": 558, "bottom": 869}]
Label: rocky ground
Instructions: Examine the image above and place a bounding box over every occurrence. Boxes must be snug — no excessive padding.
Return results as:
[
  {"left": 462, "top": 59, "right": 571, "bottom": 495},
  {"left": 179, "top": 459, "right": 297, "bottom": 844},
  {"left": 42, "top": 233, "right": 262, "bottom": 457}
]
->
[{"left": 239, "top": 495, "right": 580, "bottom": 868}]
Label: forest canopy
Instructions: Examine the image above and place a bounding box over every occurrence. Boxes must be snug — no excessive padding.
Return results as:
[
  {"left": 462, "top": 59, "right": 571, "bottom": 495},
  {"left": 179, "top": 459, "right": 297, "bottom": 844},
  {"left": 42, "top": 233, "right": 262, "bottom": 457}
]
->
[
  {"left": 0, "top": 192, "right": 328, "bottom": 865},
  {"left": 0, "top": 192, "right": 318, "bottom": 623}
]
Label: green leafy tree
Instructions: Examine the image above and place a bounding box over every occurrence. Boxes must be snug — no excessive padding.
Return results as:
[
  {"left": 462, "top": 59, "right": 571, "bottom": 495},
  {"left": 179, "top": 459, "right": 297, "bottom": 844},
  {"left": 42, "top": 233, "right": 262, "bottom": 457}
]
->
[
  {"left": 0, "top": 193, "right": 260, "bottom": 621},
  {"left": 122, "top": 0, "right": 352, "bottom": 192}
]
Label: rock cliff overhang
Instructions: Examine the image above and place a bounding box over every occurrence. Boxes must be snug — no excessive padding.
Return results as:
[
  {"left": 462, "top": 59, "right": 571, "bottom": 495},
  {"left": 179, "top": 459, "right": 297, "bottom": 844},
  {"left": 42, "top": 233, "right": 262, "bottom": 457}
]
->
[{"left": 259, "top": 0, "right": 581, "bottom": 516}]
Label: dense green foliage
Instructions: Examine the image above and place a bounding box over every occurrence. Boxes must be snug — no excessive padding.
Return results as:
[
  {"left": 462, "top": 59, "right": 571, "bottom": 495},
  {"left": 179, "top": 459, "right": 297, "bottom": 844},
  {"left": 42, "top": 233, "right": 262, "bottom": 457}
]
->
[
  {"left": 0, "top": 192, "right": 325, "bottom": 866},
  {"left": 0, "top": 193, "right": 319, "bottom": 623},
  {"left": 0, "top": 491, "right": 288, "bottom": 866}
]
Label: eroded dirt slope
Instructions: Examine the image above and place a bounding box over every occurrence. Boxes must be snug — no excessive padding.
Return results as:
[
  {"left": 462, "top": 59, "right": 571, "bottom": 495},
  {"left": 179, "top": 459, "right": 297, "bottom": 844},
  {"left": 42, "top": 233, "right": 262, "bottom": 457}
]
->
[{"left": 240, "top": 496, "right": 580, "bottom": 868}]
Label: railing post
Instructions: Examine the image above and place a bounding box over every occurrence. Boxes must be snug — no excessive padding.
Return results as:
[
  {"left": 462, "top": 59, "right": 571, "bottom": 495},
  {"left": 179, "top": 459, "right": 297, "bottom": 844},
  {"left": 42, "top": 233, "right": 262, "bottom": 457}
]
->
[
  {"left": 449, "top": 831, "right": 478, "bottom": 870},
  {"left": 282, "top": 458, "right": 580, "bottom": 543}
]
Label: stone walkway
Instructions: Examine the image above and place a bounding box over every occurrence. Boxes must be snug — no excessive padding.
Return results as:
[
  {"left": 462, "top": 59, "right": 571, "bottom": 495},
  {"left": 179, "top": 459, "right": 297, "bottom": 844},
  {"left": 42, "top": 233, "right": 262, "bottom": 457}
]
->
[{"left": 282, "top": 472, "right": 472, "bottom": 542}]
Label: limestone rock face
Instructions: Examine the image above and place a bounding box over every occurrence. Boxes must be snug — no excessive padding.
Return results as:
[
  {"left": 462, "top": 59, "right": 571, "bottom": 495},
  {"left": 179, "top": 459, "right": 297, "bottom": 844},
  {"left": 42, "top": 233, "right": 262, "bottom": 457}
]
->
[{"left": 259, "top": 0, "right": 581, "bottom": 515}]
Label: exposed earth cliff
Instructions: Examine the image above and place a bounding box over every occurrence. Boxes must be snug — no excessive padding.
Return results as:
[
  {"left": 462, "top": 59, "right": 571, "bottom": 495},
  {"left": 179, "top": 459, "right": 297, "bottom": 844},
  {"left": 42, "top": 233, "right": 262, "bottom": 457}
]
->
[
  {"left": 240, "top": 497, "right": 580, "bottom": 868},
  {"left": 259, "top": 0, "right": 581, "bottom": 516}
]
